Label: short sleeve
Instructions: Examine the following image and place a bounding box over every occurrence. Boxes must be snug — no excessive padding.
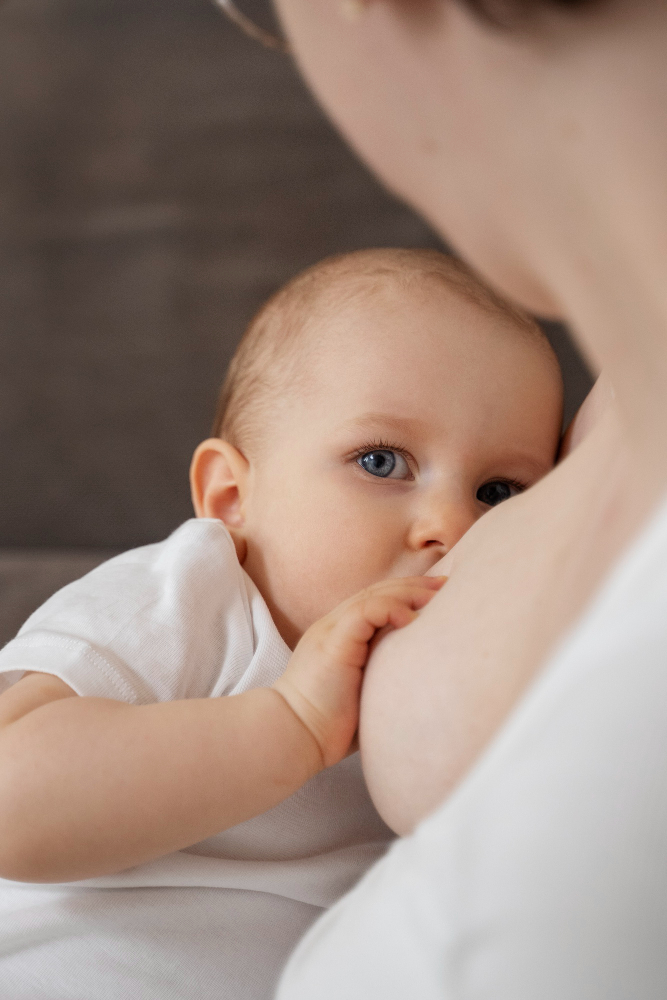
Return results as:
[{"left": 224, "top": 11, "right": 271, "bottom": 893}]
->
[{"left": 0, "top": 520, "right": 256, "bottom": 704}]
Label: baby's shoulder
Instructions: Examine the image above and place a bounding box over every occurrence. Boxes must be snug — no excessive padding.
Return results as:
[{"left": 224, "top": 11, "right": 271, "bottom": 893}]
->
[{"left": 0, "top": 519, "right": 257, "bottom": 705}]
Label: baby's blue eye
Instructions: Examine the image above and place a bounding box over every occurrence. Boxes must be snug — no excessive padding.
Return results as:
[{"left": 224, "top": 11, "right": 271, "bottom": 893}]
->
[
  {"left": 358, "top": 450, "right": 410, "bottom": 479},
  {"left": 476, "top": 481, "right": 519, "bottom": 507}
]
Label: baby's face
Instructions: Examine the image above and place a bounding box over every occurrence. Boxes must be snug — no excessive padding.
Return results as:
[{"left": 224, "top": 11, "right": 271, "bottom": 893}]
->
[{"left": 240, "top": 281, "right": 562, "bottom": 648}]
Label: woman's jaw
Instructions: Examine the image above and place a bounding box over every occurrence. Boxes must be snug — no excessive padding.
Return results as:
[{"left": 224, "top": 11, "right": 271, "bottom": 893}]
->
[
  {"left": 273, "top": 0, "right": 580, "bottom": 315},
  {"left": 274, "top": 0, "right": 667, "bottom": 505}
]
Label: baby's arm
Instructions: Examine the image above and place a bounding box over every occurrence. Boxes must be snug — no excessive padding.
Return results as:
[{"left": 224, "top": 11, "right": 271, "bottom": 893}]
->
[{"left": 0, "top": 576, "right": 443, "bottom": 884}]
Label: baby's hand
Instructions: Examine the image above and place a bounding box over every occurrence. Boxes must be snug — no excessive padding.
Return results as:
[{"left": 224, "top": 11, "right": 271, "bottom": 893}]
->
[{"left": 272, "top": 576, "right": 446, "bottom": 770}]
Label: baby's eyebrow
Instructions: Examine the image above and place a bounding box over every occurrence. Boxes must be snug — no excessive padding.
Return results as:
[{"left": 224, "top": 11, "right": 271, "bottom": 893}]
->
[{"left": 339, "top": 413, "right": 427, "bottom": 437}]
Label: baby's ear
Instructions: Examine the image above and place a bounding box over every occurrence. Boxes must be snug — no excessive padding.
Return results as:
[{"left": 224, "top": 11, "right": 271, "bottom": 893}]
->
[{"left": 190, "top": 439, "right": 250, "bottom": 557}]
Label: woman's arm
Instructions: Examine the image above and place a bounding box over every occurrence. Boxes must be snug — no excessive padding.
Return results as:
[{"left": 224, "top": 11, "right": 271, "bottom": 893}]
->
[{"left": 360, "top": 392, "right": 642, "bottom": 834}]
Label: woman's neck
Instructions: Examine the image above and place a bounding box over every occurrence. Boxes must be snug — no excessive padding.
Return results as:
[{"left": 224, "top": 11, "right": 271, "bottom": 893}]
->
[
  {"left": 564, "top": 261, "right": 667, "bottom": 514},
  {"left": 534, "top": 6, "right": 667, "bottom": 514},
  {"left": 547, "top": 168, "right": 667, "bottom": 515}
]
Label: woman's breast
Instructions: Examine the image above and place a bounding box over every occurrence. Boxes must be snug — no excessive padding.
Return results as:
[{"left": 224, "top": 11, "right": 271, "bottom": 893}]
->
[{"left": 359, "top": 409, "right": 637, "bottom": 835}]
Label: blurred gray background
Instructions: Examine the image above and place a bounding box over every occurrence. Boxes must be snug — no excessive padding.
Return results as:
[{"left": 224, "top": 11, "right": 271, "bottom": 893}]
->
[{"left": 0, "top": 0, "right": 592, "bottom": 644}]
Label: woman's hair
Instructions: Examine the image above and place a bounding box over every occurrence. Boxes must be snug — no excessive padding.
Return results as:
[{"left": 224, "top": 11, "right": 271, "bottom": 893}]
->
[{"left": 460, "top": 0, "right": 597, "bottom": 28}]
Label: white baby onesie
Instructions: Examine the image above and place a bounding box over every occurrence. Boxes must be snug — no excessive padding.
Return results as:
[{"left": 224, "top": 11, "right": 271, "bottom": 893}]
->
[{"left": 0, "top": 519, "right": 393, "bottom": 1000}]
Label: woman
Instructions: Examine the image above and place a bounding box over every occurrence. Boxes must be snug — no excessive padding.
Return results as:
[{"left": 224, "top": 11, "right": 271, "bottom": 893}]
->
[{"left": 258, "top": 0, "right": 667, "bottom": 996}]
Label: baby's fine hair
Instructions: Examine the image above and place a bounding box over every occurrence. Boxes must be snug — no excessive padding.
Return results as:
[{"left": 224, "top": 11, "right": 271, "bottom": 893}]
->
[{"left": 212, "top": 247, "right": 557, "bottom": 451}]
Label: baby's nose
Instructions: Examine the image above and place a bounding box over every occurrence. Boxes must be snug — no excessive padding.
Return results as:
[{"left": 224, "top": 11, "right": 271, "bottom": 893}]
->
[{"left": 408, "top": 499, "right": 478, "bottom": 555}]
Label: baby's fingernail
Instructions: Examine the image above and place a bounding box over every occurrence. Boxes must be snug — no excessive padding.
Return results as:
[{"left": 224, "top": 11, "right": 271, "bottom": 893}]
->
[{"left": 429, "top": 575, "right": 447, "bottom": 585}]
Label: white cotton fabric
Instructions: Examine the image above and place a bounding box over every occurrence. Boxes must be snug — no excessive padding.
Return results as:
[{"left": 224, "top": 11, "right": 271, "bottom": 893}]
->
[
  {"left": 277, "top": 495, "right": 667, "bottom": 1000},
  {"left": 0, "top": 519, "right": 393, "bottom": 1000}
]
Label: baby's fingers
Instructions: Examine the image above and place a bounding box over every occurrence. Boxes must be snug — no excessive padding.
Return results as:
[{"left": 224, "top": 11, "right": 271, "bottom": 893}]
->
[
  {"left": 360, "top": 578, "right": 446, "bottom": 632},
  {"left": 379, "top": 576, "right": 447, "bottom": 610}
]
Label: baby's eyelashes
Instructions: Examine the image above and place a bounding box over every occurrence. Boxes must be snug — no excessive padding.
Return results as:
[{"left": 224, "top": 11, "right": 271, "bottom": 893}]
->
[{"left": 476, "top": 479, "right": 527, "bottom": 507}]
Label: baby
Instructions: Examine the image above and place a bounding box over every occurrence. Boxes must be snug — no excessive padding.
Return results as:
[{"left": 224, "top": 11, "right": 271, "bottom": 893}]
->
[{"left": 0, "top": 249, "right": 563, "bottom": 1000}]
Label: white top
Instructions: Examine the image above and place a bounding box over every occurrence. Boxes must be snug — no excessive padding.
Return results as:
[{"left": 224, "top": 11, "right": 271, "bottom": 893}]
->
[
  {"left": 0, "top": 519, "right": 393, "bottom": 1000},
  {"left": 278, "top": 496, "right": 667, "bottom": 1000}
]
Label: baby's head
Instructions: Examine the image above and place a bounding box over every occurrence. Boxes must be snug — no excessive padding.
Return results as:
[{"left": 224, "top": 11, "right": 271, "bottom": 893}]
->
[{"left": 191, "top": 249, "right": 563, "bottom": 647}]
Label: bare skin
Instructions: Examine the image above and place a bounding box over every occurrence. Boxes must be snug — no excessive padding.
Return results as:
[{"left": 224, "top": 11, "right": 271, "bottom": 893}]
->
[
  {"left": 0, "top": 575, "right": 442, "bottom": 882},
  {"left": 361, "top": 388, "right": 637, "bottom": 832},
  {"left": 0, "top": 262, "right": 558, "bottom": 883},
  {"left": 273, "top": 0, "right": 667, "bottom": 832}
]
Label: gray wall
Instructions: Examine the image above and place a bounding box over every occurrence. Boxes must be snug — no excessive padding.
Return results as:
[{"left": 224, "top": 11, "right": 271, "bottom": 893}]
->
[
  {"left": 0, "top": 0, "right": 592, "bottom": 641},
  {"left": 0, "top": 0, "right": 447, "bottom": 551}
]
